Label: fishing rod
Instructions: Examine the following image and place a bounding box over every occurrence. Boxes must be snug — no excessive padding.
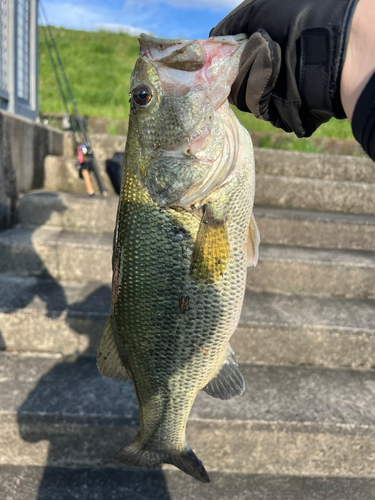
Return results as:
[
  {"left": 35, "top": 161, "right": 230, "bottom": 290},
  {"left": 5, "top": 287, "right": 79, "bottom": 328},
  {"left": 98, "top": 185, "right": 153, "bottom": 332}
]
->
[
  {"left": 39, "top": 1, "right": 107, "bottom": 197},
  {"left": 39, "top": 21, "right": 94, "bottom": 196}
]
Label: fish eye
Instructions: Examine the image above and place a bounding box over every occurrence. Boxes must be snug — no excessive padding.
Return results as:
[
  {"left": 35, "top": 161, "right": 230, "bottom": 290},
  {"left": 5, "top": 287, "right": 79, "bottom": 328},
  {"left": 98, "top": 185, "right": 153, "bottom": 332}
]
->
[{"left": 132, "top": 85, "right": 153, "bottom": 106}]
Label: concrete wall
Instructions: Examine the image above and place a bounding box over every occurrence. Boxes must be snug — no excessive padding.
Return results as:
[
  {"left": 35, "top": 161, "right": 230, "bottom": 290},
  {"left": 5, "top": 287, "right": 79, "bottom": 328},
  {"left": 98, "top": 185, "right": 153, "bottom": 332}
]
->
[{"left": 0, "top": 109, "right": 64, "bottom": 231}]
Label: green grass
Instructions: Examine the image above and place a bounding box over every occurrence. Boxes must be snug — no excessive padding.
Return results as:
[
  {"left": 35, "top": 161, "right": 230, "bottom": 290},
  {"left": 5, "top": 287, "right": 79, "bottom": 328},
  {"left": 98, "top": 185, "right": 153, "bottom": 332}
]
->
[
  {"left": 232, "top": 109, "right": 355, "bottom": 154},
  {"left": 39, "top": 27, "right": 139, "bottom": 119},
  {"left": 233, "top": 109, "right": 353, "bottom": 140},
  {"left": 39, "top": 26, "right": 356, "bottom": 151}
]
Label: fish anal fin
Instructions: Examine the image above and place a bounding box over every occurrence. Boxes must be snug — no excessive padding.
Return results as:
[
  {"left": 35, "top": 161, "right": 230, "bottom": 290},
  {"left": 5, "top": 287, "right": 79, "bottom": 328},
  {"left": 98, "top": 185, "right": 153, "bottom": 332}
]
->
[
  {"left": 190, "top": 206, "right": 230, "bottom": 283},
  {"left": 97, "top": 317, "right": 131, "bottom": 381},
  {"left": 246, "top": 212, "right": 260, "bottom": 267},
  {"left": 202, "top": 344, "right": 244, "bottom": 400}
]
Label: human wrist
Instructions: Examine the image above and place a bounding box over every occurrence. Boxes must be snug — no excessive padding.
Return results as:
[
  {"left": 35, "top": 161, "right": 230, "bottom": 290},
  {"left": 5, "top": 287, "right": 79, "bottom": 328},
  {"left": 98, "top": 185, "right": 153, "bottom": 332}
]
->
[{"left": 340, "top": 0, "right": 375, "bottom": 121}]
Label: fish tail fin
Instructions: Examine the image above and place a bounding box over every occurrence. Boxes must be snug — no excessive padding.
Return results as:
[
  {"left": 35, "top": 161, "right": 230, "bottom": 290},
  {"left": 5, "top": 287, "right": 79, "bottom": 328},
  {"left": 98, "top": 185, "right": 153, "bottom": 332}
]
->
[
  {"left": 166, "top": 445, "right": 210, "bottom": 484},
  {"left": 115, "top": 434, "right": 210, "bottom": 483}
]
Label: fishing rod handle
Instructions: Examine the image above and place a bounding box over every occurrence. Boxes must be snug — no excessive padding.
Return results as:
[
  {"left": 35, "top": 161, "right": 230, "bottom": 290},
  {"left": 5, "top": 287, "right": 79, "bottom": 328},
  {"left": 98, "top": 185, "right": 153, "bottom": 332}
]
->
[{"left": 81, "top": 169, "right": 95, "bottom": 196}]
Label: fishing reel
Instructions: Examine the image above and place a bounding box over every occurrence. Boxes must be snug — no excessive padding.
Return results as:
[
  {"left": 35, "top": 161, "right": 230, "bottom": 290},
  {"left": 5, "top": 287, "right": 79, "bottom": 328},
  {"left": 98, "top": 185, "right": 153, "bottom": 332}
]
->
[{"left": 75, "top": 144, "right": 93, "bottom": 174}]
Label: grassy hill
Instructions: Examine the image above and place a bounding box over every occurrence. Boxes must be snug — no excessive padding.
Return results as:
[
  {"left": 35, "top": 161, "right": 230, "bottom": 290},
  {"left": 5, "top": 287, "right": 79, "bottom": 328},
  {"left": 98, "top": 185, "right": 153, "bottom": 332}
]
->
[
  {"left": 39, "top": 27, "right": 355, "bottom": 148},
  {"left": 39, "top": 27, "right": 139, "bottom": 119}
]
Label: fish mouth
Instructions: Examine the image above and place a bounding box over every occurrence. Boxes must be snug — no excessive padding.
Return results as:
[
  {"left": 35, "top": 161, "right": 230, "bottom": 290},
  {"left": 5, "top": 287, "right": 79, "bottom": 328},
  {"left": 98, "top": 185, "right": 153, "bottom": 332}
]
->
[
  {"left": 139, "top": 34, "right": 248, "bottom": 209},
  {"left": 139, "top": 33, "right": 247, "bottom": 68},
  {"left": 140, "top": 33, "right": 248, "bottom": 107}
]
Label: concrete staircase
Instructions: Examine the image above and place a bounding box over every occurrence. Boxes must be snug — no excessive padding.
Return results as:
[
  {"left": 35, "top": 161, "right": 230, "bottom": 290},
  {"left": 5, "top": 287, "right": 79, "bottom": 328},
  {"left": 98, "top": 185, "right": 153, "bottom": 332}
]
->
[
  {"left": 1, "top": 134, "right": 375, "bottom": 499},
  {"left": 43, "top": 133, "right": 126, "bottom": 195}
]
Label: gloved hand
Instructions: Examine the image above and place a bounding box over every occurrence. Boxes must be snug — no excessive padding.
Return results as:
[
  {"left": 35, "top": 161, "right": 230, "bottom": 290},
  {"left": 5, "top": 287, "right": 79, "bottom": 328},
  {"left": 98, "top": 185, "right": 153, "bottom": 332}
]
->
[{"left": 210, "top": 0, "right": 359, "bottom": 137}]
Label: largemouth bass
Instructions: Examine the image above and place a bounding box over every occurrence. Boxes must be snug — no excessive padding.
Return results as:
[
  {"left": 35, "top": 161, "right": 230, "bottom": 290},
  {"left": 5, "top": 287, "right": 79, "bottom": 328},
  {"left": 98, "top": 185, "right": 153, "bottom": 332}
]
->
[{"left": 97, "top": 33, "right": 260, "bottom": 483}]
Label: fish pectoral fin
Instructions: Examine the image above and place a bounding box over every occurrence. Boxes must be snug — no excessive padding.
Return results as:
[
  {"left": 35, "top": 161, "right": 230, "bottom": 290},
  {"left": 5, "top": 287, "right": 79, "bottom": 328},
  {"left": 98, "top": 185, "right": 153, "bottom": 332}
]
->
[
  {"left": 190, "top": 205, "right": 230, "bottom": 282},
  {"left": 115, "top": 433, "right": 210, "bottom": 483},
  {"left": 97, "top": 317, "right": 132, "bottom": 381},
  {"left": 246, "top": 212, "right": 260, "bottom": 267},
  {"left": 202, "top": 344, "right": 245, "bottom": 400}
]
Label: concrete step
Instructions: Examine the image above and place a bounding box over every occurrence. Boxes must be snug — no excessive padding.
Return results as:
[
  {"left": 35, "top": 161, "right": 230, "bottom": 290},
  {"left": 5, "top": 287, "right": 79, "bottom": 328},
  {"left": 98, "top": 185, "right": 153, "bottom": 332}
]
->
[
  {"left": 255, "top": 174, "right": 375, "bottom": 215},
  {"left": 255, "top": 207, "right": 375, "bottom": 251},
  {"left": 18, "top": 191, "right": 375, "bottom": 251},
  {"left": 19, "top": 191, "right": 118, "bottom": 233},
  {"left": 0, "top": 276, "right": 109, "bottom": 356},
  {"left": 237, "top": 290, "right": 375, "bottom": 369},
  {"left": 0, "top": 226, "right": 375, "bottom": 299},
  {"left": 62, "top": 133, "right": 375, "bottom": 185},
  {"left": 247, "top": 244, "right": 375, "bottom": 299},
  {"left": 2, "top": 466, "right": 375, "bottom": 500},
  {"left": 1, "top": 227, "right": 374, "bottom": 298},
  {"left": 44, "top": 157, "right": 375, "bottom": 214},
  {"left": 1, "top": 276, "right": 374, "bottom": 369},
  {"left": 254, "top": 148, "right": 375, "bottom": 184},
  {"left": 1, "top": 352, "right": 374, "bottom": 478},
  {"left": 44, "top": 156, "right": 117, "bottom": 195},
  {"left": 0, "top": 226, "right": 112, "bottom": 282},
  {"left": 62, "top": 132, "right": 126, "bottom": 161}
]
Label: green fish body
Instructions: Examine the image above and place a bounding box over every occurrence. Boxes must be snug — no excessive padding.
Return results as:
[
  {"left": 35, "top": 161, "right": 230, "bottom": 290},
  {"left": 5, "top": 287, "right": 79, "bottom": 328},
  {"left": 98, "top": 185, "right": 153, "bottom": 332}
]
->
[{"left": 97, "top": 33, "right": 259, "bottom": 483}]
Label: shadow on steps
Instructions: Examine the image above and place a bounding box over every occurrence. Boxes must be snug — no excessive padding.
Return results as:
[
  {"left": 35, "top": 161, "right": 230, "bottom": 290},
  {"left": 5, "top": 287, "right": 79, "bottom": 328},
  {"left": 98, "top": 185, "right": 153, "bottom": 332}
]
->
[
  {"left": 15, "top": 286, "right": 173, "bottom": 499},
  {"left": 1, "top": 193, "right": 171, "bottom": 499}
]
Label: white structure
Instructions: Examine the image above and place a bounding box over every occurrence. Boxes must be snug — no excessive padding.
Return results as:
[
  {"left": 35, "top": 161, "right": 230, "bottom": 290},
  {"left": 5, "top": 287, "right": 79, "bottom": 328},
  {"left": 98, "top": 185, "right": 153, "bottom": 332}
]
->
[{"left": 0, "top": 0, "right": 38, "bottom": 120}]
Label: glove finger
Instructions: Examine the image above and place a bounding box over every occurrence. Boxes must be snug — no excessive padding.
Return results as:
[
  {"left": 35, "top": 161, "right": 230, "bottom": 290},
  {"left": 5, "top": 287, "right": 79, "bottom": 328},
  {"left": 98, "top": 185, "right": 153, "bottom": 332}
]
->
[
  {"left": 231, "top": 30, "right": 271, "bottom": 109},
  {"left": 256, "top": 37, "right": 281, "bottom": 120},
  {"left": 232, "top": 30, "right": 281, "bottom": 120}
]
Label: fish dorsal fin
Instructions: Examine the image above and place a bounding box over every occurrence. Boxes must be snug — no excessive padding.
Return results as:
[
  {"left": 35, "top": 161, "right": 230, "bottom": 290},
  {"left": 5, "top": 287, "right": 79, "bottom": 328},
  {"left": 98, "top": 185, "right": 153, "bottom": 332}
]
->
[
  {"left": 97, "top": 317, "right": 132, "bottom": 381},
  {"left": 202, "top": 344, "right": 244, "bottom": 400},
  {"left": 246, "top": 212, "right": 260, "bottom": 267}
]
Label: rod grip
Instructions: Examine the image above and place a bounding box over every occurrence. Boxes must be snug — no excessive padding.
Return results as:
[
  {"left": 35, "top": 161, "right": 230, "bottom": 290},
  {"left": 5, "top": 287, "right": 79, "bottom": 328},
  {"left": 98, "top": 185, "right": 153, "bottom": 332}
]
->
[{"left": 81, "top": 169, "right": 95, "bottom": 196}]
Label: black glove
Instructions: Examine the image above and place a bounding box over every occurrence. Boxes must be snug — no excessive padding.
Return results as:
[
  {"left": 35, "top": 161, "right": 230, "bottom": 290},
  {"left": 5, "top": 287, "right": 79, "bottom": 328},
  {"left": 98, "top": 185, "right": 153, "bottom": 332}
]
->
[{"left": 211, "top": 0, "right": 359, "bottom": 137}]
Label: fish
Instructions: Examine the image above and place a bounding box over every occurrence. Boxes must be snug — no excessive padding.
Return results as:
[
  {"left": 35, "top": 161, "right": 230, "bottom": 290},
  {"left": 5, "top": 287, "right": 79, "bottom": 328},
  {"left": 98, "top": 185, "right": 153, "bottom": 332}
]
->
[{"left": 97, "top": 33, "right": 260, "bottom": 484}]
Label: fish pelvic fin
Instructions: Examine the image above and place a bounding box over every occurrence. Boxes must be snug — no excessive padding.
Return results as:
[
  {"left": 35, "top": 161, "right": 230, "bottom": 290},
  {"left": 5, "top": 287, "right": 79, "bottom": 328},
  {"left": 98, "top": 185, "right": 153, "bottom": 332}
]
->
[
  {"left": 202, "top": 344, "right": 245, "bottom": 400},
  {"left": 97, "top": 317, "right": 132, "bottom": 381},
  {"left": 190, "top": 205, "right": 230, "bottom": 283},
  {"left": 246, "top": 212, "right": 260, "bottom": 267},
  {"left": 115, "top": 434, "right": 210, "bottom": 483}
]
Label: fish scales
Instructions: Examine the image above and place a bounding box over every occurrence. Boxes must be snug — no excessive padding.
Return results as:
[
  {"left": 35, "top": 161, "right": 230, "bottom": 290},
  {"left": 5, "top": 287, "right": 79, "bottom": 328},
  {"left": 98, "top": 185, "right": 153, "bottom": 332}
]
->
[{"left": 97, "top": 33, "right": 259, "bottom": 483}]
